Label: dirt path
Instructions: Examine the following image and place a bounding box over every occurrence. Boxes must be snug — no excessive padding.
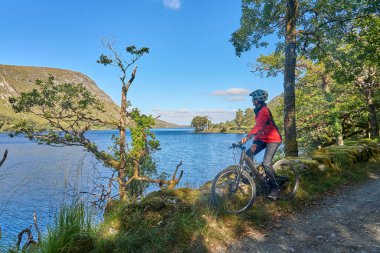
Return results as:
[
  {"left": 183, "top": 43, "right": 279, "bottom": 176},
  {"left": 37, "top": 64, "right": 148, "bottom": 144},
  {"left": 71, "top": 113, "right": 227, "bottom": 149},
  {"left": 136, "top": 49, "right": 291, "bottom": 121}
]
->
[{"left": 227, "top": 172, "right": 380, "bottom": 253}]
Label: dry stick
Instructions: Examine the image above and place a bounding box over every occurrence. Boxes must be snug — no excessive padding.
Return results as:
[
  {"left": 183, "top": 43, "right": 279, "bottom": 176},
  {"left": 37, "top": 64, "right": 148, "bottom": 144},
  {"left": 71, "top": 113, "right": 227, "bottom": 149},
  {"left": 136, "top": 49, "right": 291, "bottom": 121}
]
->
[
  {"left": 172, "top": 161, "right": 183, "bottom": 181},
  {"left": 170, "top": 161, "right": 184, "bottom": 189},
  {"left": 34, "top": 212, "right": 41, "bottom": 244},
  {"left": 144, "top": 161, "right": 184, "bottom": 189},
  {"left": 0, "top": 149, "right": 8, "bottom": 167},
  {"left": 16, "top": 226, "right": 37, "bottom": 250}
]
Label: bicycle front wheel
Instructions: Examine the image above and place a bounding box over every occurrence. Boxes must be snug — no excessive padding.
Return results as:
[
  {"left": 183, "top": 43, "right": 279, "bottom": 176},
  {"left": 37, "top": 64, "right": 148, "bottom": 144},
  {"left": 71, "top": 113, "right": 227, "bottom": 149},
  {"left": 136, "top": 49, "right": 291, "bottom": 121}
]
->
[
  {"left": 211, "top": 166, "right": 256, "bottom": 214},
  {"left": 273, "top": 159, "right": 300, "bottom": 200}
]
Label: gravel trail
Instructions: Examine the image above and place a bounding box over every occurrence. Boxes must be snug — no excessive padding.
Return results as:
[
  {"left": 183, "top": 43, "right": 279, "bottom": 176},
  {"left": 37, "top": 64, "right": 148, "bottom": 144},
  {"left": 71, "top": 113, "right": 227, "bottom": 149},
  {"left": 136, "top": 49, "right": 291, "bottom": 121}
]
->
[{"left": 228, "top": 172, "right": 380, "bottom": 253}]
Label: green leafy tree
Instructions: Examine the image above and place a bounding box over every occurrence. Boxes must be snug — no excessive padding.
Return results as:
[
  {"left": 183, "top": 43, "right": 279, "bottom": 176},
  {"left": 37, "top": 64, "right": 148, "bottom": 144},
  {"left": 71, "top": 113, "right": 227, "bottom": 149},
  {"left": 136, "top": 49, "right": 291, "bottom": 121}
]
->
[
  {"left": 253, "top": 51, "right": 377, "bottom": 148},
  {"left": 322, "top": 15, "right": 380, "bottom": 137},
  {"left": 243, "top": 108, "right": 255, "bottom": 128},
  {"left": 10, "top": 42, "right": 183, "bottom": 205},
  {"left": 191, "top": 116, "right": 210, "bottom": 132},
  {"left": 235, "top": 109, "right": 244, "bottom": 129},
  {"left": 254, "top": 52, "right": 345, "bottom": 146},
  {"left": 231, "top": 0, "right": 378, "bottom": 156}
]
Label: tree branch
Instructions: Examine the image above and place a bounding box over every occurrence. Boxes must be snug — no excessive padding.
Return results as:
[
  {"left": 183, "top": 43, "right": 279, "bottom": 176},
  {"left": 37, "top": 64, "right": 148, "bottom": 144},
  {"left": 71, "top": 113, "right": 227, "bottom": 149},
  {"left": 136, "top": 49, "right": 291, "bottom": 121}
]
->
[
  {"left": 0, "top": 150, "right": 8, "bottom": 167},
  {"left": 16, "top": 226, "right": 37, "bottom": 250}
]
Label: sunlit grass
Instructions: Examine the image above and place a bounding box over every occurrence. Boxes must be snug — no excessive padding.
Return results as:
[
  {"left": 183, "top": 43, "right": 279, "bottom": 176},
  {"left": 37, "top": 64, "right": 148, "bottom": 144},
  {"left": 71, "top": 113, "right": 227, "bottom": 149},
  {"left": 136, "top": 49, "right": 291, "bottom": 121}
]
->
[{"left": 34, "top": 203, "right": 95, "bottom": 253}]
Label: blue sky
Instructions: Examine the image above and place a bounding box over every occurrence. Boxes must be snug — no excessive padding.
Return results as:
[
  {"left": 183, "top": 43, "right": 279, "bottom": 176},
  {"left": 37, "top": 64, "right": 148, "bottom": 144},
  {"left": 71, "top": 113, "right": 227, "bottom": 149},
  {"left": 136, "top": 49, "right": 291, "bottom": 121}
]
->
[{"left": 0, "top": 0, "right": 283, "bottom": 125}]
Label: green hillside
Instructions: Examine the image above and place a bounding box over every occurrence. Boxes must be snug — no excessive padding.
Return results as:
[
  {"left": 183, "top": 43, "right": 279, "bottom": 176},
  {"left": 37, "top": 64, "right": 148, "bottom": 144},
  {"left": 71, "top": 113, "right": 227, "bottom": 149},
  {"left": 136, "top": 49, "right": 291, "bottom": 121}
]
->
[{"left": 0, "top": 64, "right": 177, "bottom": 130}]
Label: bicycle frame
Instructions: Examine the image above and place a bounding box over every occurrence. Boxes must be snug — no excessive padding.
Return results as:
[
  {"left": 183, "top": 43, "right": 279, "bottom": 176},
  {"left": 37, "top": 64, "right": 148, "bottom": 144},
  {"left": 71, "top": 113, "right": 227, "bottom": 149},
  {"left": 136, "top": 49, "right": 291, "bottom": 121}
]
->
[{"left": 237, "top": 146, "right": 271, "bottom": 191}]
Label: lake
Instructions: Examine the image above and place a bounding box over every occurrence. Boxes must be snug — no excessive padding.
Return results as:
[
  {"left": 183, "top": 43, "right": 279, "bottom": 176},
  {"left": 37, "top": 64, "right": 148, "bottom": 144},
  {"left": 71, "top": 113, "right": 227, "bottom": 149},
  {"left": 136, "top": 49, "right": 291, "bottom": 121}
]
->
[{"left": 0, "top": 129, "right": 264, "bottom": 248}]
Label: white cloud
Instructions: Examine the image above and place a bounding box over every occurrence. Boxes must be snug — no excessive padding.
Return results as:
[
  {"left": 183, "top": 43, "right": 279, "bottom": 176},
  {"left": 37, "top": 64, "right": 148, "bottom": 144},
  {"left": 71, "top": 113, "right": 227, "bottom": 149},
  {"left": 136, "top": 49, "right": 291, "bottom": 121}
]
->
[
  {"left": 153, "top": 108, "right": 236, "bottom": 125},
  {"left": 210, "top": 88, "right": 250, "bottom": 102},
  {"left": 163, "top": 0, "right": 181, "bottom": 10},
  {"left": 211, "top": 88, "right": 251, "bottom": 96}
]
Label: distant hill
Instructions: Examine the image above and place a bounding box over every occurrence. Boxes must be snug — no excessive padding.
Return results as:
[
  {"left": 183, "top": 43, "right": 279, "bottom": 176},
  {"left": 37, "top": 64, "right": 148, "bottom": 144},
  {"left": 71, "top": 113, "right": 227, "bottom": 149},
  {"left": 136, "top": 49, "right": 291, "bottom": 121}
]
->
[{"left": 0, "top": 64, "right": 178, "bottom": 130}]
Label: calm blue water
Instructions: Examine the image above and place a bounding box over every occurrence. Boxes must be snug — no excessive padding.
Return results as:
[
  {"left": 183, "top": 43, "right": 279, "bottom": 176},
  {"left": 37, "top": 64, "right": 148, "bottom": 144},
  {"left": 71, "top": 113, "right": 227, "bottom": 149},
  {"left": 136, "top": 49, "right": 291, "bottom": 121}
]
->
[{"left": 0, "top": 129, "right": 263, "bottom": 248}]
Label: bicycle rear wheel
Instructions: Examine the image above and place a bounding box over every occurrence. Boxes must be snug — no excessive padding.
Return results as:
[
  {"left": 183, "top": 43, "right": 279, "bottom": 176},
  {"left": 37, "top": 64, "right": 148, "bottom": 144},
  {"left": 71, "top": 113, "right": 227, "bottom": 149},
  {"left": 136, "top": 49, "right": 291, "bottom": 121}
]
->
[
  {"left": 273, "top": 159, "right": 300, "bottom": 200},
  {"left": 211, "top": 166, "right": 256, "bottom": 214}
]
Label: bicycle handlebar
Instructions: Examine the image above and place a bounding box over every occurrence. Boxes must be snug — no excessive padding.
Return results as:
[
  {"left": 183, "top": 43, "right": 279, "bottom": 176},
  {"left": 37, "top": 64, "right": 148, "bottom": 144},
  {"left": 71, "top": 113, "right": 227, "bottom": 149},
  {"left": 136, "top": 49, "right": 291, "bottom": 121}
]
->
[{"left": 230, "top": 142, "right": 246, "bottom": 150}]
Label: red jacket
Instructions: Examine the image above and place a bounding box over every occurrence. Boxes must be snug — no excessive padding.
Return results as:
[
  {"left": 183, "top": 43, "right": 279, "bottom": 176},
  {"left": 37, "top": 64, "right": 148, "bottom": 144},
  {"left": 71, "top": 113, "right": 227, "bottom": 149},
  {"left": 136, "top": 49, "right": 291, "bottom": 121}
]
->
[{"left": 247, "top": 105, "right": 282, "bottom": 143}]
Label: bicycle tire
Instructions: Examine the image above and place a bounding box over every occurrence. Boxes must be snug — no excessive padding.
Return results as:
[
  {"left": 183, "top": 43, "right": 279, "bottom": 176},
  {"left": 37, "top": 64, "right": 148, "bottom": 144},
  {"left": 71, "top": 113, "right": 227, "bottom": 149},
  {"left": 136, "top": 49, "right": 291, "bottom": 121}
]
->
[
  {"left": 211, "top": 166, "right": 256, "bottom": 214},
  {"left": 273, "top": 159, "right": 300, "bottom": 200}
]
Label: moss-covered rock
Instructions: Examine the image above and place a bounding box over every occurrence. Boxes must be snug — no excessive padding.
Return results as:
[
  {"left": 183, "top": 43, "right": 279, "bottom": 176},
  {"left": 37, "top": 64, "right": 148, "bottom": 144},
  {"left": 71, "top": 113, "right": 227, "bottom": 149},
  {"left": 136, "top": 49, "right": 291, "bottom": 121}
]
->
[{"left": 68, "top": 233, "right": 95, "bottom": 253}]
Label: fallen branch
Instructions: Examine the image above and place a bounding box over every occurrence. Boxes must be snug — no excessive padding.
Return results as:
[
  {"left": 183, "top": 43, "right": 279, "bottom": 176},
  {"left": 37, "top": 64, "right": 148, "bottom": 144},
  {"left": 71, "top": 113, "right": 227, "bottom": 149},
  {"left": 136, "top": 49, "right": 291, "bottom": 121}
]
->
[
  {"left": 0, "top": 149, "right": 8, "bottom": 167},
  {"left": 16, "top": 226, "right": 37, "bottom": 250},
  {"left": 133, "top": 161, "right": 184, "bottom": 190}
]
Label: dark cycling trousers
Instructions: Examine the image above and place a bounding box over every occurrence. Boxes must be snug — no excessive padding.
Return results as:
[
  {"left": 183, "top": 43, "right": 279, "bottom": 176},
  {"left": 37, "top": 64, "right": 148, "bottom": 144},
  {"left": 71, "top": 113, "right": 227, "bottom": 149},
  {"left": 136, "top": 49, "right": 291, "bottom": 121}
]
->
[{"left": 246, "top": 140, "right": 281, "bottom": 188}]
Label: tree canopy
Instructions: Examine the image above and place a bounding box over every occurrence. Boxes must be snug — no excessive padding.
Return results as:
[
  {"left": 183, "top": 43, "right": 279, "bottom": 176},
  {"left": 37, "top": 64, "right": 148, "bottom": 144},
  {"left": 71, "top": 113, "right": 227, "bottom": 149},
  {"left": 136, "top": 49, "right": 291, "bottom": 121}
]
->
[
  {"left": 191, "top": 116, "right": 211, "bottom": 132},
  {"left": 232, "top": 0, "right": 380, "bottom": 154}
]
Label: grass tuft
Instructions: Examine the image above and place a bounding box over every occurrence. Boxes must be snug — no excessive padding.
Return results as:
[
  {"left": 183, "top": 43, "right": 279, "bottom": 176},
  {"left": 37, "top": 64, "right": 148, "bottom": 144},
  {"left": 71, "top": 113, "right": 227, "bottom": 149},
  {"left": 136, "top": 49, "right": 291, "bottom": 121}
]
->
[{"left": 36, "top": 203, "right": 95, "bottom": 253}]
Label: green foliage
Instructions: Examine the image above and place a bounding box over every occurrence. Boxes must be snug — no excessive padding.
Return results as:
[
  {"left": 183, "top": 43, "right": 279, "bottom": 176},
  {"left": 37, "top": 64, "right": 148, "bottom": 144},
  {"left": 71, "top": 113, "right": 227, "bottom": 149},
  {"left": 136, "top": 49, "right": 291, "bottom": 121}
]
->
[
  {"left": 10, "top": 43, "right": 163, "bottom": 204},
  {"left": 317, "top": 15, "right": 380, "bottom": 89},
  {"left": 36, "top": 204, "right": 95, "bottom": 253},
  {"left": 234, "top": 109, "right": 244, "bottom": 129},
  {"left": 126, "top": 46, "right": 150, "bottom": 56},
  {"left": 97, "top": 44, "right": 149, "bottom": 68},
  {"left": 129, "top": 108, "right": 158, "bottom": 156},
  {"left": 203, "top": 108, "right": 256, "bottom": 134},
  {"left": 0, "top": 65, "right": 121, "bottom": 132},
  {"left": 230, "top": 0, "right": 286, "bottom": 56},
  {"left": 96, "top": 42, "right": 163, "bottom": 202},
  {"left": 252, "top": 49, "right": 379, "bottom": 149},
  {"left": 190, "top": 116, "right": 210, "bottom": 132},
  {"left": 231, "top": 0, "right": 377, "bottom": 56},
  {"left": 9, "top": 75, "right": 107, "bottom": 146},
  {"left": 126, "top": 109, "right": 160, "bottom": 199},
  {"left": 97, "top": 188, "right": 208, "bottom": 253},
  {"left": 97, "top": 54, "right": 113, "bottom": 66},
  {"left": 243, "top": 108, "right": 255, "bottom": 127},
  {"left": 254, "top": 52, "right": 284, "bottom": 78},
  {"left": 11, "top": 76, "right": 104, "bottom": 114},
  {"left": 297, "top": 144, "right": 380, "bottom": 200}
]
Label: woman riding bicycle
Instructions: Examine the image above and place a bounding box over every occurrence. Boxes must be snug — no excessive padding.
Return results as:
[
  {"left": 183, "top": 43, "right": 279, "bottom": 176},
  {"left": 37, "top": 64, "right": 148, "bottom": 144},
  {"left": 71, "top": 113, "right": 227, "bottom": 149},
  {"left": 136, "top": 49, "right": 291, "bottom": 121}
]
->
[{"left": 241, "top": 89, "right": 282, "bottom": 199}]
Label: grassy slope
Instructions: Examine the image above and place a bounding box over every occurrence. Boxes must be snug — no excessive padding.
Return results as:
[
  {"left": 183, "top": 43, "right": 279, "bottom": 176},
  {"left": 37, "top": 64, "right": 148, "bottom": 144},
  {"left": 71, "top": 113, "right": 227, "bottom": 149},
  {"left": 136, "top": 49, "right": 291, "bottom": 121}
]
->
[
  {"left": 25, "top": 141, "right": 380, "bottom": 253},
  {"left": 0, "top": 64, "right": 177, "bottom": 130}
]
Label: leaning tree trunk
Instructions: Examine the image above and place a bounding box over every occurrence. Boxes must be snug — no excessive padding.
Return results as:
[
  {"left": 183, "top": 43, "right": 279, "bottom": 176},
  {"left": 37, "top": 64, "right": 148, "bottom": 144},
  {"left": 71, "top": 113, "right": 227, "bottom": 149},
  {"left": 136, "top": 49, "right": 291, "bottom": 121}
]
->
[
  {"left": 283, "top": 0, "right": 299, "bottom": 157},
  {"left": 117, "top": 66, "right": 137, "bottom": 201},
  {"left": 365, "top": 88, "right": 379, "bottom": 138},
  {"left": 118, "top": 83, "right": 128, "bottom": 201}
]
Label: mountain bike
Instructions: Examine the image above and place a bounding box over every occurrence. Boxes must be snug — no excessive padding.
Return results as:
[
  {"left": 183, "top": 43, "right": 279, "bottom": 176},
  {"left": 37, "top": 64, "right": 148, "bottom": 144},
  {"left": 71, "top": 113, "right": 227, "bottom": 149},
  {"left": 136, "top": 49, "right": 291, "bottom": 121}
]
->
[{"left": 211, "top": 142, "right": 300, "bottom": 214}]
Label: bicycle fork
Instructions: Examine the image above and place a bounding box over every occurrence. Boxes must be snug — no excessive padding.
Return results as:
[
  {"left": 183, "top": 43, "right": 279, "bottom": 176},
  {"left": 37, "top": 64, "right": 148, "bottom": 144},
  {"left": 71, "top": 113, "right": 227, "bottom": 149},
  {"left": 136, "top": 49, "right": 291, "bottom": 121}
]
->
[{"left": 231, "top": 150, "right": 246, "bottom": 193}]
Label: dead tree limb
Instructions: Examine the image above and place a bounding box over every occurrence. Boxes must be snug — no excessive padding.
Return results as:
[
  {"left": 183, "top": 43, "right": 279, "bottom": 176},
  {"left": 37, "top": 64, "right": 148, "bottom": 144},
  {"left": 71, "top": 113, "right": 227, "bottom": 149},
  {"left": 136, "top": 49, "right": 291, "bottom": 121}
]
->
[
  {"left": 16, "top": 226, "right": 37, "bottom": 250},
  {"left": 0, "top": 149, "right": 8, "bottom": 167},
  {"left": 167, "top": 161, "right": 184, "bottom": 189},
  {"left": 128, "top": 161, "right": 184, "bottom": 190}
]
